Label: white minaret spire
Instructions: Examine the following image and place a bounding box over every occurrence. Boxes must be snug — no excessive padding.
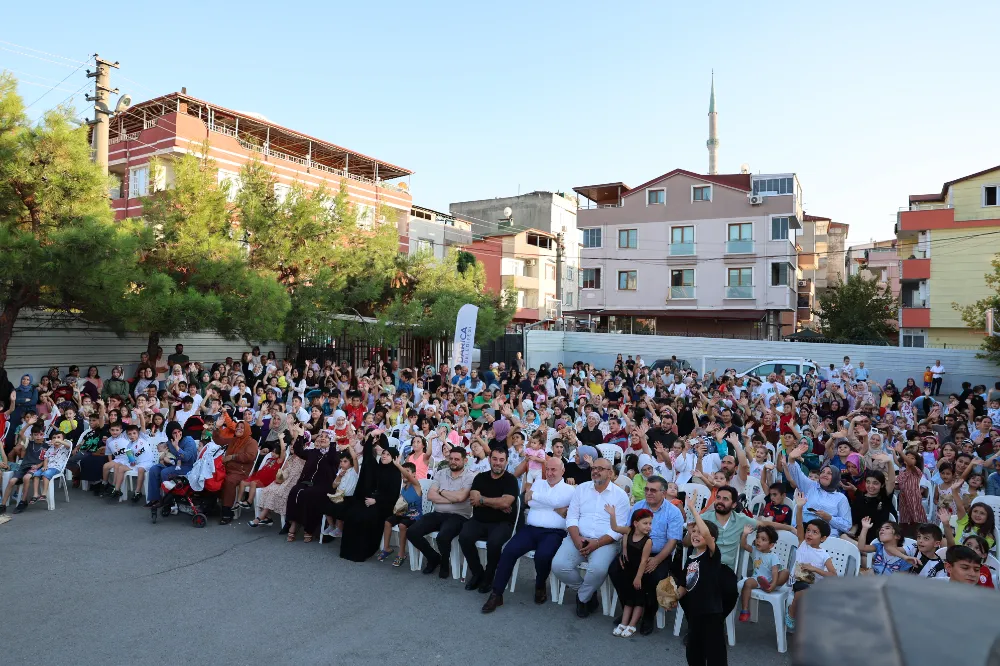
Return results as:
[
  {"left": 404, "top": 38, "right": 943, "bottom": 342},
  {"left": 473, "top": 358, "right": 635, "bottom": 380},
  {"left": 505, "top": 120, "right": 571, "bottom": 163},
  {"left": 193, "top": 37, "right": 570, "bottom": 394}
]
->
[{"left": 707, "top": 71, "right": 719, "bottom": 175}]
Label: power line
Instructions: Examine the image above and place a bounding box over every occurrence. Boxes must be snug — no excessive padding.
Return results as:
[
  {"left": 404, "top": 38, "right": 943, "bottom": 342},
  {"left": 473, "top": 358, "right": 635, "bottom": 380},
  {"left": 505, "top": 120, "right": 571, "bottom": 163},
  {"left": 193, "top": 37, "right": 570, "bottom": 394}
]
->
[
  {"left": 0, "top": 44, "right": 83, "bottom": 69},
  {"left": 24, "top": 59, "right": 90, "bottom": 109},
  {"left": 0, "top": 39, "right": 88, "bottom": 65}
]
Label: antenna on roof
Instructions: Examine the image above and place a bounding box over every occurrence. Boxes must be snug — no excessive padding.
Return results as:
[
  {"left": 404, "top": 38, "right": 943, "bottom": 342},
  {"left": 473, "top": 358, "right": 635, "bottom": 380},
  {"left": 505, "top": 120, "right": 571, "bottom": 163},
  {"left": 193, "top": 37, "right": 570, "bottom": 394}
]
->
[{"left": 740, "top": 163, "right": 750, "bottom": 174}]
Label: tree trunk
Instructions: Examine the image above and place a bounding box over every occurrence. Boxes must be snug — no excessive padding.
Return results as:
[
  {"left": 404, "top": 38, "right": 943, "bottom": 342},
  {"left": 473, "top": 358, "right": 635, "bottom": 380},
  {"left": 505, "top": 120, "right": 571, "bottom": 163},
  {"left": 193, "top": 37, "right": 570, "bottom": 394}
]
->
[
  {"left": 0, "top": 300, "right": 23, "bottom": 369},
  {"left": 146, "top": 331, "right": 160, "bottom": 367}
]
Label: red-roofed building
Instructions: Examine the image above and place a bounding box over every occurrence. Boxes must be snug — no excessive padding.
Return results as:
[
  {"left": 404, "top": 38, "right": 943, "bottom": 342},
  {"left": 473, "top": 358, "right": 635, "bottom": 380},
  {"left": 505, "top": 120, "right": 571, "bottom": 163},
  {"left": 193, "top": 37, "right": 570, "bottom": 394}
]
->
[
  {"left": 571, "top": 168, "right": 804, "bottom": 340},
  {"left": 104, "top": 91, "right": 413, "bottom": 252}
]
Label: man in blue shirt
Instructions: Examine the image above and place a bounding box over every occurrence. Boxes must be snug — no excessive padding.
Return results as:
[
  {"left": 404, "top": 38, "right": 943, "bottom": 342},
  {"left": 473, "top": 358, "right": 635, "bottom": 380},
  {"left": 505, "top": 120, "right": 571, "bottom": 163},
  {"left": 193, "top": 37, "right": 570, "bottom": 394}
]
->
[
  {"left": 451, "top": 365, "right": 470, "bottom": 389},
  {"left": 607, "top": 475, "right": 683, "bottom": 634},
  {"left": 144, "top": 422, "right": 199, "bottom": 507},
  {"left": 855, "top": 361, "right": 869, "bottom": 382}
]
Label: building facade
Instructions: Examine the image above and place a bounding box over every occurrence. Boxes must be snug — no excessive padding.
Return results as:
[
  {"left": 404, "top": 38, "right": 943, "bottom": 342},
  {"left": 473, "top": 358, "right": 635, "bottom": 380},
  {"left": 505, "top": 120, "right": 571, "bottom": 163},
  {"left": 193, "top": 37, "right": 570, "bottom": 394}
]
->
[
  {"left": 449, "top": 192, "right": 579, "bottom": 312},
  {"left": 406, "top": 206, "right": 472, "bottom": 259},
  {"left": 105, "top": 91, "right": 412, "bottom": 251},
  {"left": 895, "top": 165, "right": 1000, "bottom": 348},
  {"left": 463, "top": 229, "right": 560, "bottom": 323},
  {"left": 570, "top": 169, "right": 803, "bottom": 340}
]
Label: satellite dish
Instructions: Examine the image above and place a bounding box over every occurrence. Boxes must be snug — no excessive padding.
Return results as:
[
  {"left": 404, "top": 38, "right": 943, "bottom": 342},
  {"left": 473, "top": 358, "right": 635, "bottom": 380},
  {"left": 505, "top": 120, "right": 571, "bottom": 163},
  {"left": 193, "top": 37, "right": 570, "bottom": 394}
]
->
[
  {"left": 503, "top": 206, "right": 513, "bottom": 219},
  {"left": 740, "top": 163, "right": 750, "bottom": 174},
  {"left": 114, "top": 94, "right": 132, "bottom": 114}
]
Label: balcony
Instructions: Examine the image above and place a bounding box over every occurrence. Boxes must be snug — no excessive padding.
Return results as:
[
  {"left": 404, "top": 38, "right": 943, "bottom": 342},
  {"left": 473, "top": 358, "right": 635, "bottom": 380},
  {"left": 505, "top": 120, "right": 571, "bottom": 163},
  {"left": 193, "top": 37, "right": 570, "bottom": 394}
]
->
[
  {"left": 669, "top": 286, "right": 695, "bottom": 299},
  {"left": 901, "top": 258, "right": 931, "bottom": 281},
  {"left": 725, "top": 285, "right": 753, "bottom": 299},
  {"left": 896, "top": 206, "right": 954, "bottom": 233},
  {"left": 669, "top": 243, "right": 695, "bottom": 256},
  {"left": 725, "top": 239, "right": 754, "bottom": 254},
  {"left": 901, "top": 307, "right": 930, "bottom": 328}
]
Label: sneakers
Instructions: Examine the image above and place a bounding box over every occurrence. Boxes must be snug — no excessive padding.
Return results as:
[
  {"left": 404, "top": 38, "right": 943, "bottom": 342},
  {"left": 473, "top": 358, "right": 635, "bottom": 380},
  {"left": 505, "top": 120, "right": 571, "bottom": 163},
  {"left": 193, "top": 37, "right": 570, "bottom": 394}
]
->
[
  {"left": 110, "top": 489, "right": 124, "bottom": 499},
  {"left": 377, "top": 549, "right": 393, "bottom": 562},
  {"left": 785, "top": 610, "right": 796, "bottom": 632},
  {"left": 0, "top": 504, "right": 6, "bottom": 516},
  {"left": 131, "top": 492, "right": 142, "bottom": 503},
  {"left": 739, "top": 610, "right": 751, "bottom": 623},
  {"left": 12, "top": 501, "right": 27, "bottom": 514}
]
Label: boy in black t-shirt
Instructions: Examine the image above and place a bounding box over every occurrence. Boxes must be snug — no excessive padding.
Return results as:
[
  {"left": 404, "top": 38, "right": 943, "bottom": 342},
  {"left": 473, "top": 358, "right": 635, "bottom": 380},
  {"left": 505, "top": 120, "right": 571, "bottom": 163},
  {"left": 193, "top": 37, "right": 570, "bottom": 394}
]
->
[{"left": 675, "top": 496, "right": 727, "bottom": 666}]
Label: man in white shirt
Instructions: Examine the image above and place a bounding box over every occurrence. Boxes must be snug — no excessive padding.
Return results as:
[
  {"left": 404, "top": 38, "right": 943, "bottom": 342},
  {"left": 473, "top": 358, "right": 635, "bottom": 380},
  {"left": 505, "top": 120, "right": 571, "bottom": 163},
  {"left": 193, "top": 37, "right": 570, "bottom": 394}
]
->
[
  {"left": 930, "top": 360, "right": 945, "bottom": 396},
  {"left": 551, "top": 457, "right": 630, "bottom": 618},
  {"left": 483, "top": 457, "right": 576, "bottom": 612},
  {"left": 289, "top": 395, "right": 310, "bottom": 423},
  {"left": 171, "top": 393, "right": 204, "bottom": 427},
  {"left": 754, "top": 373, "right": 788, "bottom": 400}
]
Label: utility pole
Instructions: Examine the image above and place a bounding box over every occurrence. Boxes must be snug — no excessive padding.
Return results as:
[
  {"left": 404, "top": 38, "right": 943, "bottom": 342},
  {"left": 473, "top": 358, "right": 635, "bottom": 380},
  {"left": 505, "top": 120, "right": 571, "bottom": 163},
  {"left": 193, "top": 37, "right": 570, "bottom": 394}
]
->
[
  {"left": 86, "top": 54, "right": 119, "bottom": 175},
  {"left": 555, "top": 229, "right": 565, "bottom": 326}
]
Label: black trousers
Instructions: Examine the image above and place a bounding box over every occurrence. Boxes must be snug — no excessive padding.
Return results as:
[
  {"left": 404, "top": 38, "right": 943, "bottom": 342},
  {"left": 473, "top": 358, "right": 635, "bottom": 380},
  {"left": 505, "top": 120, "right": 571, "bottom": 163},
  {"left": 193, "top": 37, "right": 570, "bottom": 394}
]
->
[
  {"left": 408, "top": 512, "right": 468, "bottom": 564},
  {"left": 458, "top": 518, "right": 514, "bottom": 581},
  {"left": 686, "top": 612, "right": 727, "bottom": 666},
  {"left": 931, "top": 377, "right": 942, "bottom": 395}
]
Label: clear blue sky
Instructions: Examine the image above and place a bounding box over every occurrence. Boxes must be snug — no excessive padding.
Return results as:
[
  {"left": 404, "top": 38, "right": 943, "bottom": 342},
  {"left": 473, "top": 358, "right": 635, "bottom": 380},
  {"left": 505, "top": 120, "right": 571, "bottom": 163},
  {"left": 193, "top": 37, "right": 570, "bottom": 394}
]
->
[{"left": 4, "top": 0, "right": 999, "bottom": 245}]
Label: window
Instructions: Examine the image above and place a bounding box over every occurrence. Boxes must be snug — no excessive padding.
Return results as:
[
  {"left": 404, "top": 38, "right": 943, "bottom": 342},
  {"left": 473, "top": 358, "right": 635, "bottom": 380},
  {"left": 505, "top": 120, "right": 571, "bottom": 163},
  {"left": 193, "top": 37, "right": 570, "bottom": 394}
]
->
[
  {"left": 771, "top": 262, "right": 792, "bottom": 286},
  {"left": 580, "top": 228, "right": 602, "bottom": 248},
  {"left": 647, "top": 189, "right": 665, "bottom": 205},
  {"left": 581, "top": 268, "right": 602, "bottom": 289},
  {"left": 129, "top": 166, "right": 150, "bottom": 198},
  {"left": 728, "top": 223, "right": 752, "bottom": 241},
  {"left": 771, "top": 216, "right": 791, "bottom": 240},
  {"left": 692, "top": 185, "right": 712, "bottom": 201},
  {"left": 617, "top": 270, "right": 637, "bottom": 290},
  {"left": 985, "top": 186, "right": 999, "bottom": 207},
  {"left": 902, "top": 334, "right": 925, "bottom": 348},
  {"left": 751, "top": 363, "right": 776, "bottom": 377},
  {"left": 411, "top": 208, "right": 432, "bottom": 220},
  {"left": 565, "top": 266, "right": 574, "bottom": 281},
  {"left": 545, "top": 263, "right": 556, "bottom": 280},
  {"left": 671, "top": 226, "right": 694, "bottom": 244},
  {"left": 527, "top": 233, "right": 553, "bottom": 249},
  {"left": 564, "top": 292, "right": 573, "bottom": 307},
  {"left": 415, "top": 239, "right": 433, "bottom": 254},
  {"left": 516, "top": 290, "right": 526, "bottom": 308},
  {"left": 752, "top": 176, "right": 795, "bottom": 196},
  {"left": 728, "top": 268, "right": 752, "bottom": 286},
  {"left": 670, "top": 269, "right": 695, "bottom": 299},
  {"left": 618, "top": 229, "right": 638, "bottom": 249}
]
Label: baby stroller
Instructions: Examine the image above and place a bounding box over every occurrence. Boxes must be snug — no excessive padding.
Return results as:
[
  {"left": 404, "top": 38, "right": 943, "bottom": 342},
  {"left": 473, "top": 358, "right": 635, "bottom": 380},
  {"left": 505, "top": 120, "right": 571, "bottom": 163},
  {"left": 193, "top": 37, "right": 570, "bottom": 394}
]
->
[{"left": 151, "top": 476, "right": 210, "bottom": 528}]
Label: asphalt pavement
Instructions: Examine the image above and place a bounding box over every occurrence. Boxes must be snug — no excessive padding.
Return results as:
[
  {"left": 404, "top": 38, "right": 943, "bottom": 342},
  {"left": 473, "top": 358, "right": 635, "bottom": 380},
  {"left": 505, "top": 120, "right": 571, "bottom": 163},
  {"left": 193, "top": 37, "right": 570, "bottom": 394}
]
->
[{"left": 1, "top": 491, "right": 793, "bottom": 666}]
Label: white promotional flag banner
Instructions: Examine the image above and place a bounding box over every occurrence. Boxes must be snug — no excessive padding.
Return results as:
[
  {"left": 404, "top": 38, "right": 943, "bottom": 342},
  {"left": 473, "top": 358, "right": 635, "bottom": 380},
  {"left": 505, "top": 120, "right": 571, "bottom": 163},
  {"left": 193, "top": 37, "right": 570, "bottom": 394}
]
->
[{"left": 451, "top": 303, "right": 479, "bottom": 370}]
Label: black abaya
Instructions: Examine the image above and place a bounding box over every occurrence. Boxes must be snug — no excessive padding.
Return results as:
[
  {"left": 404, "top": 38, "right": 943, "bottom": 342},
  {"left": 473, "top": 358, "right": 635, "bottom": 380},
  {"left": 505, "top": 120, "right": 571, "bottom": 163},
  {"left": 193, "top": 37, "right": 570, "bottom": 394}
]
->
[
  {"left": 340, "top": 435, "right": 402, "bottom": 562},
  {"left": 285, "top": 438, "right": 339, "bottom": 535}
]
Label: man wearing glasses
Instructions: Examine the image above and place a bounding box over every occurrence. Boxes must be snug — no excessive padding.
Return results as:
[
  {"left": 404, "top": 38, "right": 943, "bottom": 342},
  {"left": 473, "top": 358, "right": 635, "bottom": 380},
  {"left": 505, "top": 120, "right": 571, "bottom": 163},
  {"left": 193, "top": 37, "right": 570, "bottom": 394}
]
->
[
  {"left": 607, "top": 476, "right": 684, "bottom": 634},
  {"left": 552, "top": 457, "right": 631, "bottom": 618}
]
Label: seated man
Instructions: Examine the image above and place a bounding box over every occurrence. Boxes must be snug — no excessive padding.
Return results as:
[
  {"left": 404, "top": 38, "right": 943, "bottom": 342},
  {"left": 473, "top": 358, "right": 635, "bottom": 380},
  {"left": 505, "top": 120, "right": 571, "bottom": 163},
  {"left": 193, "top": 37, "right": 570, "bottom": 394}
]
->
[
  {"left": 144, "top": 422, "right": 198, "bottom": 507},
  {"left": 483, "top": 456, "right": 575, "bottom": 612},
  {"left": 1, "top": 425, "right": 47, "bottom": 514},
  {"left": 407, "top": 447, "right": 475, "bottom": 578},
  {"left": 608, "top": 475, "right": 684, "bottom": 634},
  {"left": 459, "top": 447, "right": 520, "bottom": 593},
  {"left": 552, "top": 456, "right": 631, "bottom": 618}
]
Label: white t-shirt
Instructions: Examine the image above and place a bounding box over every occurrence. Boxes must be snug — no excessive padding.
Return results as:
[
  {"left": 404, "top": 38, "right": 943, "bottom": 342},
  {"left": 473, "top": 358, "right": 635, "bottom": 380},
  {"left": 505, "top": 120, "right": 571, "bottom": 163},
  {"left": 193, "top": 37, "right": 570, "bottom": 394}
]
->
[
  {"left": 931, "top": 364, "right": 945, "bottom": 379},
  {"left": 792, "top": 542, "right": 830, "bottom": 583}
]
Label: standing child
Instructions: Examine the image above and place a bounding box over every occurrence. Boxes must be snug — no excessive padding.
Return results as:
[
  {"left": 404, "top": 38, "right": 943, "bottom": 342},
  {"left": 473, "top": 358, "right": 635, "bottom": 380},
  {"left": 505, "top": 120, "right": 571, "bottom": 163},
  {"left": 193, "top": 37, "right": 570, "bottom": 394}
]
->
[
  {"left": 524, "top": 430, "right": 547, "bottom": 484},
  {"left": 606, "top": 506, "right": 653, "bottom": 638},
  {"left": 785, "top": 490, "right": 836, "bottom": 632},
  {"left": 923, "top": 367, "right": 933, "bottom": 391},
  {"left": 738, "top": 524, "right": 782, "bottom": 622}
]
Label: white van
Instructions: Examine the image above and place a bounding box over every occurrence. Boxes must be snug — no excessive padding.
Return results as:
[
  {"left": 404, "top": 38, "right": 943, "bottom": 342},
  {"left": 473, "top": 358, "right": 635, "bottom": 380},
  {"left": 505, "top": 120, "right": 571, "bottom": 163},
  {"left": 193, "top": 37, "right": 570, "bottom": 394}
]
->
[{"left": 738, "top": 359, "right": 817, "bottom": 378}]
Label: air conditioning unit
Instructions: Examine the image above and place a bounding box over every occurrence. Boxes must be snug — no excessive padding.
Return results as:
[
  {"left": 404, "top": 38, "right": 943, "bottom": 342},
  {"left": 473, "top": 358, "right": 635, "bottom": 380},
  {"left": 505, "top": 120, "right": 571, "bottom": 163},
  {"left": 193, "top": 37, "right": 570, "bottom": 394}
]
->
[
  {"left": 524, "top": 259, "right": 537, "bottom": 266},
  {"left": 797, "top": 279, "right": 807, "bottom": 288},
  {"left": 749, "top": 195, "right": 765, "bottom": 205}
]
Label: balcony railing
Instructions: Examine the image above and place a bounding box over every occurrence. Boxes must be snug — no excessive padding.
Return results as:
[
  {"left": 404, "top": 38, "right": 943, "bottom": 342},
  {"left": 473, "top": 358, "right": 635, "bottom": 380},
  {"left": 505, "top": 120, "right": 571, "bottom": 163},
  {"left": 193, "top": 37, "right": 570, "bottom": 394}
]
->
[
  {"left": 669, "top": 242, "right": 695, "bottom": 256},
  {"left": 670, "top": 286, "right": 695, "bottom": 299},
  {"left": 725, "top": 285, "right": 753, "bottom": 299},
  {"left": 725, "top": 239, "right": 754, "bottom": 254}
]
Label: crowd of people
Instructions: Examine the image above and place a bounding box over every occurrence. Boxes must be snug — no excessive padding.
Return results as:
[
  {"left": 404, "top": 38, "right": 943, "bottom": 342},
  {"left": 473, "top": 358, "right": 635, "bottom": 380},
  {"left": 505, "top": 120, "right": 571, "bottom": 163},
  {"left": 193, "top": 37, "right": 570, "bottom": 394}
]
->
[{"left": 2, "top": 345, "right": 999, "bottom": 665}]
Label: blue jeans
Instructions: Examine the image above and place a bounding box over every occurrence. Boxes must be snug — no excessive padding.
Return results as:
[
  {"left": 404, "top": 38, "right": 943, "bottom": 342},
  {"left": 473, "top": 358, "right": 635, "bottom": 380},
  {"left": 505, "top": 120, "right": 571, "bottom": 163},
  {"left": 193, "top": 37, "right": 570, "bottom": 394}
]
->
[
  {"left": 146, "top": 464, "right": 191, "bottom": 502},
  {"left": 491, "top": 525, "right": 566, "bottom": 594}
]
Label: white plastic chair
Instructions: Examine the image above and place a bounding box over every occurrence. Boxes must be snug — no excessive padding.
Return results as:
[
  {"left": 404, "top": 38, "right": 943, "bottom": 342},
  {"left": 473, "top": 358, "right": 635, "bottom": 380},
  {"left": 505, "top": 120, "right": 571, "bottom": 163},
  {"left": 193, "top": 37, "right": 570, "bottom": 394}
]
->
[
  {"left": 743, "top": 476, "right": 764, "bottom": 504},
  {"left": 863, "top": 536, "right": 917, "bottom": 569},
  {"left": 738, "top": 529, "right": 798, "bottom": 653},
  {"left": 556, "top": 559, "right": 614, "bottom": 616},
  {"left": 747, "top": 494, "right": 765, "bottom": 517},
  {"left": 971, "top": 496, "right": 1000, "bottom": 555},
  {"left": 679, "top": 483, "right": 710, "bottom": 518},
  {"left": 509, "top": 550, "right": 559, "bottom": 601},
  {"left": 918, "top": 476, "right": 934, "bottom": 521},
  {"left": 597, "top": 444, "right": 621, "bottom": 464},
  {"left": 43, "top": 466, "right": 71, "bottom": 511},
  {"left": 406, "top": 479, "right": 462, "bottom": 578},
  {"left": 823, "top": 537, "right": 861, "bottom": 577}
]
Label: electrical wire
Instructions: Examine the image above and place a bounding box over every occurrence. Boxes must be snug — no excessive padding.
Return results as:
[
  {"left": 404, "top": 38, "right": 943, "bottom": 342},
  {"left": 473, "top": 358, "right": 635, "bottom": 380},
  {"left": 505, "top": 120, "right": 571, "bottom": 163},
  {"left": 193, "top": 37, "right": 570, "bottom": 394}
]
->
[
  {"left": 0, "top": 39, "right": 88, "bottom": 65},
  {"left": 24, "top": 59, "right": 90, "bottom": 110}
]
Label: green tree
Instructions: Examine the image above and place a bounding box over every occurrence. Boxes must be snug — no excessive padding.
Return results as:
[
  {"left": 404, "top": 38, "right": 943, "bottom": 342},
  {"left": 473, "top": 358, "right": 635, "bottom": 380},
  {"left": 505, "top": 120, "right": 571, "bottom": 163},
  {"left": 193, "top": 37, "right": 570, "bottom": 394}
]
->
[
  {"left": 131, "top": 150, "right": 290, "bottom": 360},
  {"left": 0, "top": 73, "right": 146, "bottom": 366},
  {"left": 814, "top": 274, "right": 898, "bottom": 343},
  {"left": 955, "top": 255, "right": 1000, "bottom": 364}
]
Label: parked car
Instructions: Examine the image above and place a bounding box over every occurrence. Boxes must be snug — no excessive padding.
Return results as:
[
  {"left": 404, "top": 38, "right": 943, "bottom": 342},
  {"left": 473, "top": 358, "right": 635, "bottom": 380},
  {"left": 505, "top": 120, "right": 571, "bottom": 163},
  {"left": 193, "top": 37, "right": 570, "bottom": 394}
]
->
[
  {"left": 737, "top": 359, "right": 817, "bottom": 379},
  {"left": 649, "top": 358, "right": 691, "bottom": 373}
]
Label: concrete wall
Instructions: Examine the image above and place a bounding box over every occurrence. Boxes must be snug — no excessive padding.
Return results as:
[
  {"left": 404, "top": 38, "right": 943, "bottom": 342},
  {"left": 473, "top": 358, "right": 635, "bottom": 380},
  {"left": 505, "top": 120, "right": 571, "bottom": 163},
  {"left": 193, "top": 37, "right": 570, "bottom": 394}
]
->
[
  {"left": 524, "top": 330, "right": 998, "bottom": 394},
  {"left": 3, "top": 313, "right": 285, "bottom": 382}
]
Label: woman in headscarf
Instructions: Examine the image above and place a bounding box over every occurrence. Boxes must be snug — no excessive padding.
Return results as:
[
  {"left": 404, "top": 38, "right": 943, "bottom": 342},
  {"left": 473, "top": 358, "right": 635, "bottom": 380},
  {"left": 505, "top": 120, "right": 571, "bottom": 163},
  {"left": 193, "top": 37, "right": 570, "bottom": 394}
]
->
[
  {"left": 489, "top": 418, "right": 511, "bottom": 454},
  {"left": 340, "top": 431, "right": 402, "bottom": 562},
  {"left": 565, "top": 443, "right": 599, "bottom": 485},
  {"left": 631, "top": 453, "right": 658, "bottom": 502},
  {"left": 782, "top": 442, "right": 853, "bottom": 537},
  {"left": 213, "top": 409, "right": 260, "bottom": 525},
  {"left": 7, "top": 373, "right": 36, "bottom": 445},
  {"left": 100, "top": 366, "right": 129, "bottom": 402},
  {"left": 284, "top": 431, "right": 340, "bottom": 541}
]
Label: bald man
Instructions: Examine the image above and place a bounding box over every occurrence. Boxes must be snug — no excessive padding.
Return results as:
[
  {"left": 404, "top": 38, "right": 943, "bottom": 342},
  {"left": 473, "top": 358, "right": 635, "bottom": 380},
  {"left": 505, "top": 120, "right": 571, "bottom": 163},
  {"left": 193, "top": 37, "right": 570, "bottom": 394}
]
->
[{"left": 482, "top": 457, "right": 576, "bottom": 613}]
